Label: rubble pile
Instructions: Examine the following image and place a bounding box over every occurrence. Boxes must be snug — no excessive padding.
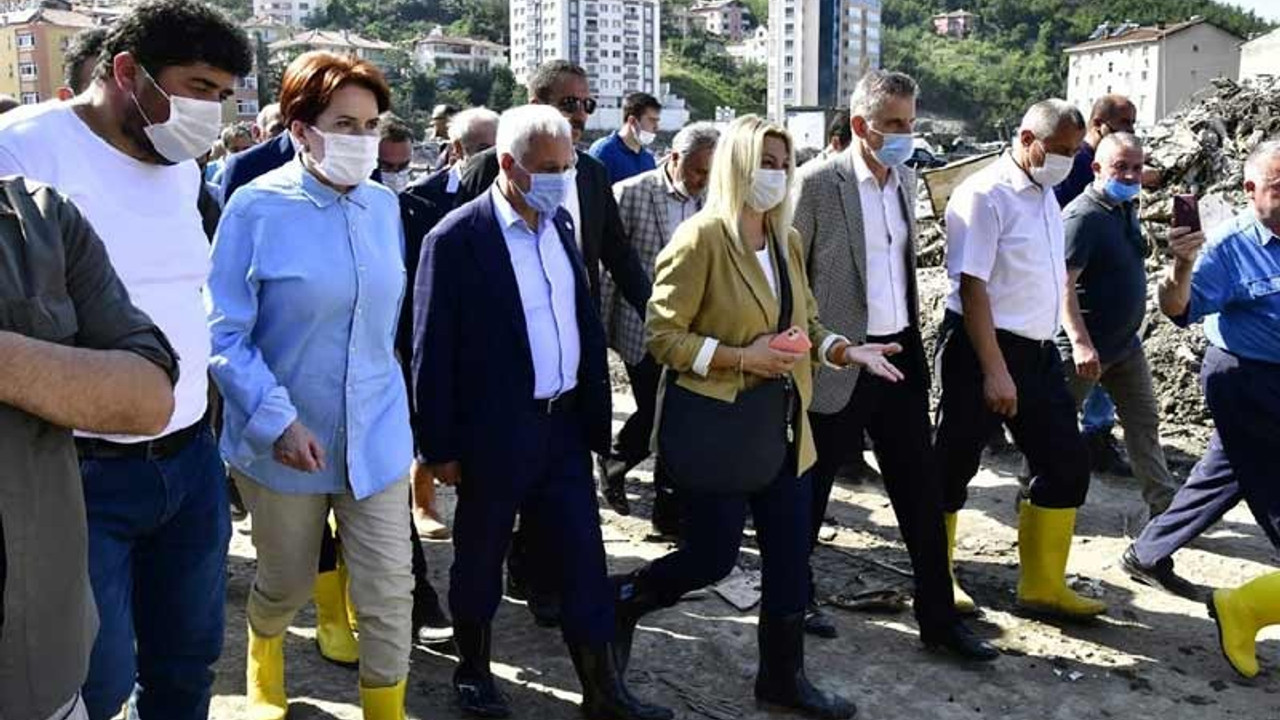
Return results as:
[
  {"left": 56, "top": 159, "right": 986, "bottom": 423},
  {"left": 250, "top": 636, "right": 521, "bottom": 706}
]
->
[{"left": 1141, "top": 74, "right": 1280, "bottom": 221}]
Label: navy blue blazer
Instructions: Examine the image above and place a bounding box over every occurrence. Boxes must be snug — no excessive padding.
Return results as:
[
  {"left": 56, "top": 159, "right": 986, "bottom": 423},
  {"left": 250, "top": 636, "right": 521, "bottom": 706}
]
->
[
  {"left": 220, "top": 132, "right": 295, "bottom": 205},
  {"left": 411, "top": 190, "right": 612, "bottom": 479}
]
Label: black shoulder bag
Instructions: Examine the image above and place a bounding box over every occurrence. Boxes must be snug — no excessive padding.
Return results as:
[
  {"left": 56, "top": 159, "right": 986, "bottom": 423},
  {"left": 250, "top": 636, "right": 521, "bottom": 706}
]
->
[{"left": 657, "top": 233, "right": 797, "bottom": 495}]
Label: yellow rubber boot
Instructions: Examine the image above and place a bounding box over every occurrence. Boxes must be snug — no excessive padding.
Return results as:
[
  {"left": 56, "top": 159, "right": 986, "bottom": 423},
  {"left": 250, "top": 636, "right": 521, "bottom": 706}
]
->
[
  {"left": 314, "top": 569, "right": 360, "bottom": 667},
  {"left": 359, "top": 679, "right": 407, "bottom": 720},
  {"left": 1015, "top": 502, "right": 1107, "bottom": 619},
  {"left": 1209, "top": 571, "right": 1280, "bottom": 678},
  {"left": 944, "top": 512, "right": 978, "bottom": 615},
  {"left": 246, "top": 625, "right": 288, "bottom": 720}
]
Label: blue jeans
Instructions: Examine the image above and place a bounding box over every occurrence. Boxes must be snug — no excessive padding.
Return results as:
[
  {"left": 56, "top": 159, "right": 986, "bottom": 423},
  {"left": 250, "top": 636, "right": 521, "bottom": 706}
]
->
[
  {"left": 1081, "top": 385, "right": 1117, "bottom": 435},
  {"left": 79, "top": 425, "right": 230, "bottom": 720}
]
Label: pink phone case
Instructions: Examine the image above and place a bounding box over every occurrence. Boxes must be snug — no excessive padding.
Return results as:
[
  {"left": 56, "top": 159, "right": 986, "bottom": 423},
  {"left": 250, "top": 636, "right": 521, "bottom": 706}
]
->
[{"left": 769, "top": 326, "right": 813, "bottom": 353}]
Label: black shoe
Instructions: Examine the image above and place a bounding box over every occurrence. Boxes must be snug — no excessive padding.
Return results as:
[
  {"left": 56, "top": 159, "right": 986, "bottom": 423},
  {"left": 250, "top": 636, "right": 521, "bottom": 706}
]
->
[
  {"left": 598, "top": 455, "right": 632, "bottom": 516},
  {"left": 803, "top": 603, "right": 838, "bottom": 639},
  {"left": 568, "top": 642, "right": 674, "bottom": 720},
  {"left": 612, "top": 569, "right": 670, "bottom": 674},
  {"left": 528, "top": 590, "right": 562, "bottom": 628},
  {"left": 834, "top": 456, "right": 880, "bottom": 486},
  {"left": 921, "top": 622, "right": 999, "bottom": 662},
  {"left": 1086, "top": 429, "right": 1133, "bottom": 477},
  {"left": 452, "top": 623, "right": 511, "bottom": 718},
  {"left": 755, "top": 612, "right": 857, "bottom": 719},
  {"left": 1121, "top": 546, "right": 1201, "bottom": 600}
]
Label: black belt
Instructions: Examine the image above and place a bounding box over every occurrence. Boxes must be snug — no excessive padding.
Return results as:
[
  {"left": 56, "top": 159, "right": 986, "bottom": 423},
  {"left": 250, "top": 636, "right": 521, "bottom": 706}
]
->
[
  {"left": 867, "top": 329, "right": 911, "bottom": 345},
  {"left": 76, "top": 421, "right": 205, "bottom": 461},
  {"left": 531, "top": 388, "right": 579, "bottom": 416}
]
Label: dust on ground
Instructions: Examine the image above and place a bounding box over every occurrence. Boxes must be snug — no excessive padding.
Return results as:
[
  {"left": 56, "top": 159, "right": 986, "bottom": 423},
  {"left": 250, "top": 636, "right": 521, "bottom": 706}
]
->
[{"left": 209, "top": 378, "right": 1278, "bottom": 720}]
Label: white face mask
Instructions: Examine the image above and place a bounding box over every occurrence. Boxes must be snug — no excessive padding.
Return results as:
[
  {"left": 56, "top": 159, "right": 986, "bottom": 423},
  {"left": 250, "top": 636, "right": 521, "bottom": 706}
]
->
[
  {"left": 309, "top": 128, "right": 379, "bottom": 187},
  {"left": 381, "top": 169, "right": 410, "bottom": 194},
  {"left": 747, "top": 168, "right": 789, "bottom": 212},
  {"left": 132, "top": 66, "right": 222, "bottom": 164},
  {"left": 1029, "top": 147, "right": 1075, "bottom": 188},
  {"left": 637, "top": 129, "right": 656, "bottom": 147}
]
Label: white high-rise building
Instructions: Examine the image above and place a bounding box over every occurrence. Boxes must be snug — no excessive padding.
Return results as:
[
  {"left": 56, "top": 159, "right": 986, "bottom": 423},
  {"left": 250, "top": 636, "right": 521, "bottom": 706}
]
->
[
  {"left": 254, "top": 0, "right": 328, "bottom": 28},
  {"left": 510, "top": 0, "right": 662, "bottom": 131},
  {"left": 768, "top": 0, "right": 881, "bottom": 121}
]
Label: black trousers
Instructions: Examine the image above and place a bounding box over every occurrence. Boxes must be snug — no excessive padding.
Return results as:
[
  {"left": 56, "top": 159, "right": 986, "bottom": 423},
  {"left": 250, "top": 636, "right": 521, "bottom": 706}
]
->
[
  {"left": 808, "top": 331, "right": 955, "bottom": 632},
  {"left": 643, "top": 454, "right": 812, "bottom": 615},
  {"left": 935, "top": 312, "right": 1091, "bottom": 511},
  {"left": 615, "top": 356, "right": 678, "bottom": 511},
  {"left": 1132, "top": 346, "right": 1280, "bottom": 563}
]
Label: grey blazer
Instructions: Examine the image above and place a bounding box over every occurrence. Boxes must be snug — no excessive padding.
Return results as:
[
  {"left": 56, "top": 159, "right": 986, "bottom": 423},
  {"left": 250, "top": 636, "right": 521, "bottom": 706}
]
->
[
  {"left": 602, "top": 164, "right": 687, "bottom": 365},
  {"left": 792, "top": 150, "right": 925, "bottom": 415}
]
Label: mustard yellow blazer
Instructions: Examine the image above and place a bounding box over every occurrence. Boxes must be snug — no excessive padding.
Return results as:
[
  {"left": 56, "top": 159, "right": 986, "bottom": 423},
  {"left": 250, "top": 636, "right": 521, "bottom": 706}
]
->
[{"left": 646, "top": 211, "right": 835, "bottom": 475}]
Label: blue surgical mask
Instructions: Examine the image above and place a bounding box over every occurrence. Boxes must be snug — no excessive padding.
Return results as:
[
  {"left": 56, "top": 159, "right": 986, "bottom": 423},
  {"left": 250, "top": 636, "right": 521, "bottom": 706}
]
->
[
  {"left": 517, "top": 162, "right": 576, "bottom": 217},
  {"left": 1104, "top": 177, "right": 1141, "bottom": 203},
  {"left": 872, "top": 131, "right": 914, "bottom": 167}
]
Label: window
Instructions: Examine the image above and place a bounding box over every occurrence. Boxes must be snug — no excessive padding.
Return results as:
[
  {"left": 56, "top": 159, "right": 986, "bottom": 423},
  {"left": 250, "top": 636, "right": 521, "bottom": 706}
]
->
[
  {"left": 16, "top": 33, "right": 33, "bottom": 49},
  {"left": 237, "top": 99, "right": 259, "bottom": 116},
  {"left": 21, "top": 92, "right": 38, "bottom": 104},
  {"left": 18, "top": 63, "right": 36, "bottom": 79}
]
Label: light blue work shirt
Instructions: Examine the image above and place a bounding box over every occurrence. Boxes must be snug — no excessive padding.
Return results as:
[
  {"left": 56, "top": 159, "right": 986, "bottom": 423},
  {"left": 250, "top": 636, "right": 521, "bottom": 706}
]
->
[
  {"left": 206, "top": 157, "right": 412, "bottom": 499},
  {"left": 490, "top": 185, "right": 581, "bottom": 398},
  {"left": 1183, "top": 211, "right": 1280, "bottom": 365}
]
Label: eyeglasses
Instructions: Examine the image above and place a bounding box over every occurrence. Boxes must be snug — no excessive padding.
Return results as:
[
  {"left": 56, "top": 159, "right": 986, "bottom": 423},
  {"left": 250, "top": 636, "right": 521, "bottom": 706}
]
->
[{"left": 555, "top": 96, "right": 597, "bottom": 115}]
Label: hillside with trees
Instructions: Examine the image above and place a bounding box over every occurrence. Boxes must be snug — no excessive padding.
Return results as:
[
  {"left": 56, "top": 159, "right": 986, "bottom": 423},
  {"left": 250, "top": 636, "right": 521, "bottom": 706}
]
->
[{"left": 884, "top": 0, "right": 1273, "bottom": 137}]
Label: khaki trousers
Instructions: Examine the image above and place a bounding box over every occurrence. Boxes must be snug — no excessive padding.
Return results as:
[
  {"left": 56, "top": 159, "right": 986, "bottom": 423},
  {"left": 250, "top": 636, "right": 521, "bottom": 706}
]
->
[{"left": 236, "top": 474, "right": 413, "bottom": 686}]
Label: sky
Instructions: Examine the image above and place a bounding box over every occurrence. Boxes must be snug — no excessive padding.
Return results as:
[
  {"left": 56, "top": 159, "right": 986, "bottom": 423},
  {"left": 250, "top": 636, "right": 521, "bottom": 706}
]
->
[{"left": 1225, "top": 0, "right": 1280, "bottom": 23}]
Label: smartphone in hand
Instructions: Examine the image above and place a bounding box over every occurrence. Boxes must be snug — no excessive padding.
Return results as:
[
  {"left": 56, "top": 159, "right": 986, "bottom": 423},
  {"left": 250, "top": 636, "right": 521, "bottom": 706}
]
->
[
  {"left": 1173, "top": 194, "right": 1201, "bottom": 232},
  {"left": 769, "top": 326, "right": 812, "bottom": 353}
]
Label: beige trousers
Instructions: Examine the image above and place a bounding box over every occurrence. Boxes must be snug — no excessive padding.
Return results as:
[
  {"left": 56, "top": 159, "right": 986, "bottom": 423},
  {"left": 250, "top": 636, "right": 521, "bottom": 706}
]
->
[{"left": 235, "top": 474, "right": 413, "bottom": 686}]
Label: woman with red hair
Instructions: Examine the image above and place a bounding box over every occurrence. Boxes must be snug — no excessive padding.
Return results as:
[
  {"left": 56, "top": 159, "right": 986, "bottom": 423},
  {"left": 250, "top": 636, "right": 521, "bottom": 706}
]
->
[{"left": 206, "top": 52, "right": 413, "bottom": 720}]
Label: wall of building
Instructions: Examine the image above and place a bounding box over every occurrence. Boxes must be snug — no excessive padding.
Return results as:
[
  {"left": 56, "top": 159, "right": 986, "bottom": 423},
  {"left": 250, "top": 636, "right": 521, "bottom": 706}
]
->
[
  {"left": 0, "top": 28, "right": 18, "bottom": 99},
  {"left": 1240, "top": 30, "right": 1280, "bottom": 81},
  {"left": 1162, "top": 24, "right": 1240, "bottom": 118},
  {"left": 1066, "top": 41, "right": 1162, "bottom": 128}
]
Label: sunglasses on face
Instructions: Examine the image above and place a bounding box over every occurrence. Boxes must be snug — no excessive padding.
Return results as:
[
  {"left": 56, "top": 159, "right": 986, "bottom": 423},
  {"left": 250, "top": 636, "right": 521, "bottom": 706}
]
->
[{"left": 556, "top": 96, "right": 597, "bottom": 115}]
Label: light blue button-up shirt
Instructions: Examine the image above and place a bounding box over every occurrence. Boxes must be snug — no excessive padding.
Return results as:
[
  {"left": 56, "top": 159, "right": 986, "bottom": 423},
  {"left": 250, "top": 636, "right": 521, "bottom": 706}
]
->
[
  {"left": 490, "top": 185, "right": 581, "bottom": 398},
  {"left": 207, "top": 158, "right": 412, "bottom": 500},
  {"left": 1184, "top": 212, "right": 1280, "bottom": 365}
]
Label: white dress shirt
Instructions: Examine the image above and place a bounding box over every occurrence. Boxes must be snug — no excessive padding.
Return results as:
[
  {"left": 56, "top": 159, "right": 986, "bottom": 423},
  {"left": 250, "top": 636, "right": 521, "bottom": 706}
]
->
[
  {"left": 944, "top": 152, "right": 1066, "bottom": 342},
  {"left": 564, "top": 168, "right": 583, "bottom": 248},
  {"left": 851, "top": 151, "right": 911, "bottom": 335},
  {"left": 491, "top": 186, "right": 581, "bottom": 398}
]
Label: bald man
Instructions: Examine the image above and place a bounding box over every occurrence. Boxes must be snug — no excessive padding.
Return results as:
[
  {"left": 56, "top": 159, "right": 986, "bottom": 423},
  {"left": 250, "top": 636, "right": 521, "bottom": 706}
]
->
[{"left": 1057, "top": 133, "right": 1181, "bottom": 522}]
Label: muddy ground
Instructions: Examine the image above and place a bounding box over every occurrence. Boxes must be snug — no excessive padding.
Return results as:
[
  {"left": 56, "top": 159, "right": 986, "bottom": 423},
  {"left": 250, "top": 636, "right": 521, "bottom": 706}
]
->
[{"left": 205, "top": 378, "right": 1278, "bottom": 720}]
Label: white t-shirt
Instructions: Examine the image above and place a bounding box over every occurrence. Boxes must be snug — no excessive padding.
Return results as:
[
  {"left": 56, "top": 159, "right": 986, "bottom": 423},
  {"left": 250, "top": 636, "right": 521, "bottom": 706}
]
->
[{"left": 0, "top": 102, "right": 210, "bottom": 441}]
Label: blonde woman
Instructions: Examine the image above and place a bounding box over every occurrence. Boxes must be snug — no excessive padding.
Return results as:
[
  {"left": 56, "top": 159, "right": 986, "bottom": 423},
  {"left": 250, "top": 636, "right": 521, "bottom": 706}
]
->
[{"left": 611, "top": 115, "right": 901, "bottom": 719}]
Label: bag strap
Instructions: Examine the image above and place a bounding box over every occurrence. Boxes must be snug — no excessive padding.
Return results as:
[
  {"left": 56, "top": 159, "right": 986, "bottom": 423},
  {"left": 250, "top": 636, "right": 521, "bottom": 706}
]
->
[{"left": 769, "top": 230, "right": 793, "bottom": 334}]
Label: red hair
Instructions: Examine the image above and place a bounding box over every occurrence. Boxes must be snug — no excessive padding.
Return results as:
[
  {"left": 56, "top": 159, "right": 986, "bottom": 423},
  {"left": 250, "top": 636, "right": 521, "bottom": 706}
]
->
[{"left": 279, "top": 51, "right": 391, "bottom": 126}]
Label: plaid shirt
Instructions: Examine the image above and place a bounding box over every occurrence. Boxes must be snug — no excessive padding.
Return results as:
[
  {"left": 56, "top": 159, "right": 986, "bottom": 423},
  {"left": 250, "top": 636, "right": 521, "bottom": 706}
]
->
[{"left": 601, "top": 162, "right": 702, "bottom": 365}]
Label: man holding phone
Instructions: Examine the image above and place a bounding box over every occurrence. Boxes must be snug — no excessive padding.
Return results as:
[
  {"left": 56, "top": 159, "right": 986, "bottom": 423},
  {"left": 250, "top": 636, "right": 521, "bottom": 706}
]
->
[
  {"left": 1057, "top": 133, "right": 1182, "bottom": 522},
  {"left": 1128, "top": 141, "right": 1280, "bottom": 678},
  {"left": 1121, "top": 142, "right": 1280, "bottom": 602},
  {"left": 792, "top": 70, "right": 996, "bottom": 660}
]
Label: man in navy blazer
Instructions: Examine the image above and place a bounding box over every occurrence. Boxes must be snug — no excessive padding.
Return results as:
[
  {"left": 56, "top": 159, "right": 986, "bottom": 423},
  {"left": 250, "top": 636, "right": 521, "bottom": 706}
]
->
[
  {"left": 412, "top": 106, "right": 670, "bottom": 720},
  {"left": 219, "top": 127, "right": 294, "bottom": 205}
]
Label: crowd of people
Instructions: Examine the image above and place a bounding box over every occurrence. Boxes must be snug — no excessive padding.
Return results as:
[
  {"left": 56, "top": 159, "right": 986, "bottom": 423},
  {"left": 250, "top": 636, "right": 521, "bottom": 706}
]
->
[{"left": 0, "top": 1, "right": 1277, "bottom": 720}]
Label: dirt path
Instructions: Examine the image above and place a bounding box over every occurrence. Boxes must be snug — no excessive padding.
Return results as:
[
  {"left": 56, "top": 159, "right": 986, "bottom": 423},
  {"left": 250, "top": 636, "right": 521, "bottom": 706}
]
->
[{"left": 207, "top": 394, "right": 1278, "bottom": 720}]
